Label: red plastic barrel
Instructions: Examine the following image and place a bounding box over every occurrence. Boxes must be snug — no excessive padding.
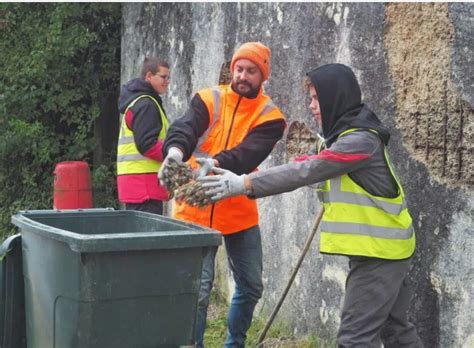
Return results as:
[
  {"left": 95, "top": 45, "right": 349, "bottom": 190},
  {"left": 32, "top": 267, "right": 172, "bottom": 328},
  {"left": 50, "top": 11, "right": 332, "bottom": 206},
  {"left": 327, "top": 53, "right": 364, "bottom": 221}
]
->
[{"left": 53, "top": 161, "right": 93, "bottom": 209}]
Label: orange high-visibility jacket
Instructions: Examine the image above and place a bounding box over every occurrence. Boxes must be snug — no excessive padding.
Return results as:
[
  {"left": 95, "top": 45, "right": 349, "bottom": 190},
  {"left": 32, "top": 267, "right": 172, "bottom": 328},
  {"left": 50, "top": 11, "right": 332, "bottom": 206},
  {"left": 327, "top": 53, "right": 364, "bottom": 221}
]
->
[{"left": 174, "top": 85, "right": 286, "bottom": 234}]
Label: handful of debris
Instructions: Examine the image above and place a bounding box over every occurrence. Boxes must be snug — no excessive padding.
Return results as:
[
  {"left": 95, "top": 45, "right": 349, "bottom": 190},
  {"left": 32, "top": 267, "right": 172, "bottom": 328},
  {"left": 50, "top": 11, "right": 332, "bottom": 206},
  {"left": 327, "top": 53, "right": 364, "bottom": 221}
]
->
[
  {"left": 285, "top": 120, "right": 318, "bottom": 160},
  {"left": 160, "top": 160, "right": 213, "bottom": 207},
  {"left": 175, "top": 180, "right": 213, "bottom": 208},
  {"left": 160, "top": 160, "right": 193, "bottom": 198}
]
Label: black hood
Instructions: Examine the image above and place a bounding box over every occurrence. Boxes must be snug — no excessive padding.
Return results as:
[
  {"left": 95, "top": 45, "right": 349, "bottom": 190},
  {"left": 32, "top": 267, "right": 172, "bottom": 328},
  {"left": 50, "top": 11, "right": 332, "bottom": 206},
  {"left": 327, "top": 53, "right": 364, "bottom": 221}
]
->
[
  {"left": 307, "top": 63, "right": 390, "bottom": 147},
  {"left": 118, "top": 78, "right": 162, "bottom": 113}
]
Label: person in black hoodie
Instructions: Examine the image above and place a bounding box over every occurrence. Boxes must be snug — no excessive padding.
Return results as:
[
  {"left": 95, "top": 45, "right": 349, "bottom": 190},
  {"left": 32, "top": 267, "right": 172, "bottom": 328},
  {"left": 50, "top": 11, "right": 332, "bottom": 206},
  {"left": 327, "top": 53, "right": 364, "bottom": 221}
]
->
[
  {"left": 200, "top": 64, "right": 423, "bottom": 347},
  {"left": 116, "top": 57, "right": 170, "bottom": 215}
]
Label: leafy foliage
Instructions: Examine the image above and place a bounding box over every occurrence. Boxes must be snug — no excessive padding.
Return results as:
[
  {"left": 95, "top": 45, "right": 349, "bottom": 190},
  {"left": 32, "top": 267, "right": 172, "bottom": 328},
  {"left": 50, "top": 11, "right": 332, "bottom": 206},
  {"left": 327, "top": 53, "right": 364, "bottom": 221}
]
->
[{"left": 0, "top": 3, "right": 121, "bottom": 237}]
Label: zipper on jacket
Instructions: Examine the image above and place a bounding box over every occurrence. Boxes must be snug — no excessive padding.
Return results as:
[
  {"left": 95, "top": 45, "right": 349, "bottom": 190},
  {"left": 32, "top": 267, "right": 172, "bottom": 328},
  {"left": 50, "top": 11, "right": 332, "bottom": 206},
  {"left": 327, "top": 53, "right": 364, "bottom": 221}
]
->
[
  {"left": 210, "top": 95, "right": 242, "bottom": 229},
  {"left": 209, "top": 204, "right": 215, "bottom": 229},
  {"left": 223, "top": 96, "right": 242, "bottom": 150}
]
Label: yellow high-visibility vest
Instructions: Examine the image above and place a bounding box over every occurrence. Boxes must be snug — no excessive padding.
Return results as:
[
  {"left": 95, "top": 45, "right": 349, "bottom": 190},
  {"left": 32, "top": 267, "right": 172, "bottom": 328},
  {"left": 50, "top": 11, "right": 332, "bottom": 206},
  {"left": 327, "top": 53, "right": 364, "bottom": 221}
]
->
[
  {"left": 117, "top": 95, "right": 169, "bottom": 175},
  {"left": 318, "top": 128, "right": 415, "bottom": 260}
]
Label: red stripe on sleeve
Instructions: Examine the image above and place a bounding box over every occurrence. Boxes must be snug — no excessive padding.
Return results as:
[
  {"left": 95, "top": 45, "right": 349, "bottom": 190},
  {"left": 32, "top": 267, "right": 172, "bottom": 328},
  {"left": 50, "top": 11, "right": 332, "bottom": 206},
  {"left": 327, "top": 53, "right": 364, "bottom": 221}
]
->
[
  {"left": 317, "top": 149, "right": 370, "bottom": 162},
  {"left": 294, "top": 150, "right": 369, "bottom": 163}
]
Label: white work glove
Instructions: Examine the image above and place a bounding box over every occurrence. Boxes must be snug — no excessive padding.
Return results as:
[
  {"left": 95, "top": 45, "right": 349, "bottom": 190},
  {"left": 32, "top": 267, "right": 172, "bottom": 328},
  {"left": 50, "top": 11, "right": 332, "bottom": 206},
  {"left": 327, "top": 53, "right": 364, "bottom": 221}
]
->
[
  {"left": 194, "top": 158, "right": 216, "bottom": 179},
  {"left": 158, "top": 147, "right": 183, "bottom": 186},
  {"left": 198, "top": 167, "right": 246, "bottom": 201}
]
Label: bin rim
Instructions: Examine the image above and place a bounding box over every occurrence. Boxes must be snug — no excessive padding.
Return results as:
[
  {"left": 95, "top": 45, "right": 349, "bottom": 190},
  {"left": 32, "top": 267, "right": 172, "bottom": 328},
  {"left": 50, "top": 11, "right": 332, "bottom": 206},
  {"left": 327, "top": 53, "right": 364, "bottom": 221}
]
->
[
  {"left": 0, "top": 233, "right": 21, "bottom": 260},
  {"left": 11, "top": 209, "right": 221, "bottom": 253}
]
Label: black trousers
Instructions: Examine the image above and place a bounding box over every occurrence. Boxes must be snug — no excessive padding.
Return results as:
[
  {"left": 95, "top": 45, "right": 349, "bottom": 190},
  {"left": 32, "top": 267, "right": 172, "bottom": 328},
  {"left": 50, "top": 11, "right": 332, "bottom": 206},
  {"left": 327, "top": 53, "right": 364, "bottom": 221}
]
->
[
  {"left": 337, "top": 256, "right": 423, "bottom": 348},
  {"left": 125, "top": 200, "right": 163, "bottom": 215}
]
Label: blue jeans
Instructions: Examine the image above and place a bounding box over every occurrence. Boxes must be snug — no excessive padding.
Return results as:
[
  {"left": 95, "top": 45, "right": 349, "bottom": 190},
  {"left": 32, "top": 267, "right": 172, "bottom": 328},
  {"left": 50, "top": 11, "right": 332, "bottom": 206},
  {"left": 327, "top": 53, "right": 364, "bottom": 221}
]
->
[{"left": 196, "top": 225, "right": 263, "bottom": 348}]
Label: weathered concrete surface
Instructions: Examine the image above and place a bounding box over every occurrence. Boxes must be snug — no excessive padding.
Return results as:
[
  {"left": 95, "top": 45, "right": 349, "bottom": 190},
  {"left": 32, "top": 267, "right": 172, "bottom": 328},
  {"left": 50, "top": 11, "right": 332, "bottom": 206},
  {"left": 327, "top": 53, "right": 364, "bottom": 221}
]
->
[
  {"left": 385, "top": 3, "right": 473, "bottom": 188},
  {"left": 122, "top": 3, "right": 473, "bottom": 347},
  {"left": 449, "top": 3, "right": 474, "bottom": 108}
]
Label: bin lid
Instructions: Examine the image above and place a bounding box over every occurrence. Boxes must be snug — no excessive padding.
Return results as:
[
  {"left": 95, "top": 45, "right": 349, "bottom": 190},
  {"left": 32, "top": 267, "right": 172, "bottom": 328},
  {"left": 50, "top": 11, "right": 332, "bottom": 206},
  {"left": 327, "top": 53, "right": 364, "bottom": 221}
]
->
[{"left": 11, "top": 209, "right": 222, "bottom": 253}]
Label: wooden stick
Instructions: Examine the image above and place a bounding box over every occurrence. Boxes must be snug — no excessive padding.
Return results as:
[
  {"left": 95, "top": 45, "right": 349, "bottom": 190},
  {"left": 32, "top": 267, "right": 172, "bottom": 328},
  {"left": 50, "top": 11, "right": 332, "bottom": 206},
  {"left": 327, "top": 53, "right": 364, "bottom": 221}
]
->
[{"left": 257, "top": 208, "right": 324, "bottom": 345}]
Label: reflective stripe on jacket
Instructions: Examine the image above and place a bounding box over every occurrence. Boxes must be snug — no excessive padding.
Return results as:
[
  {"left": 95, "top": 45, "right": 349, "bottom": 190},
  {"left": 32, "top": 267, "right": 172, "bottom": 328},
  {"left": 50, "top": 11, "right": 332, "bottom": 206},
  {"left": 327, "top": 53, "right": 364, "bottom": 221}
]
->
[
  {"left": 117, "top": 95, "right": 169, "bottom": 175},
  {"left": 318, "top": 128, "right": 416, "bottom": 259},
  {"left": 174, "top": 85, "right": 285, "bottom": 234}
]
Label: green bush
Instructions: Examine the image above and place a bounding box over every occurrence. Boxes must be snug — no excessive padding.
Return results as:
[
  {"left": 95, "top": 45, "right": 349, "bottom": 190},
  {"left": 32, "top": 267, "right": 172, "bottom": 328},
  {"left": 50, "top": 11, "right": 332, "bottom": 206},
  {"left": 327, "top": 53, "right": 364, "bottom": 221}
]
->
[{"left": 0, "top": 3, "right": 121, "bottom": 238}]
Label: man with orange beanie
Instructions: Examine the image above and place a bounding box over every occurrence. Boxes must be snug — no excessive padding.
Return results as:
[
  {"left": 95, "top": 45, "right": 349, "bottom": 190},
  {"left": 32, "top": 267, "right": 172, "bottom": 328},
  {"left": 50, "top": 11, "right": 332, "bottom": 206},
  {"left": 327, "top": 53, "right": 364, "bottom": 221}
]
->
[{"left": 159, "top": 42, "right": 286, "bottom": 347}]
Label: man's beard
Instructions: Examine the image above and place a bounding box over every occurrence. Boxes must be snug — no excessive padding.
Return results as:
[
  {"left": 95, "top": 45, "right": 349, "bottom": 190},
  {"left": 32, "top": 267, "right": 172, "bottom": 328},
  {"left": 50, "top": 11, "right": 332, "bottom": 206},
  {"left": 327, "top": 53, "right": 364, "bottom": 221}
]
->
[{"left": 231, "top": 81, "right": 260, "bottom": 99}]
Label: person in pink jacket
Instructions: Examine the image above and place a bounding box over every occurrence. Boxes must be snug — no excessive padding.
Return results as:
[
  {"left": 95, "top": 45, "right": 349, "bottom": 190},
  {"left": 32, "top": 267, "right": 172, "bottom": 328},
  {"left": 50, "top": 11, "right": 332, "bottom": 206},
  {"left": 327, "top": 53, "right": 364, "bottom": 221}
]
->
[{"left": 117, "top": 57, "right": 170, "bottom": 214}]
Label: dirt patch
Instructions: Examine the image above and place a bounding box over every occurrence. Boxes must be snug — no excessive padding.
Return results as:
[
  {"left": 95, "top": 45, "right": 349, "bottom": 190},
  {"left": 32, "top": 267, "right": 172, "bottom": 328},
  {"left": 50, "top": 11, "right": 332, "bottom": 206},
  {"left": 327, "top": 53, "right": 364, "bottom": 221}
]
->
[
  {"left": 260, "top": 337, "right": 312, "bottom": 347},
  {"left": 207, "top": 301, "right": 225, "bottom": 322},
  {"left": 385, "top": 3, "right": 473, "bottom": 187}
]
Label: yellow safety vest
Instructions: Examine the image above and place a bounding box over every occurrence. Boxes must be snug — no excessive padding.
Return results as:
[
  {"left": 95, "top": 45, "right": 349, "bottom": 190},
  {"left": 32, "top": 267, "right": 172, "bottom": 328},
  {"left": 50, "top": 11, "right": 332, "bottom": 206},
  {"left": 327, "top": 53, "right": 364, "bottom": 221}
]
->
[
  {"left": 117, "top": 95, "right": 169, "bottom": 175},
  {"left": 318, "top": 128, "right": 415, "bottom": 260}
]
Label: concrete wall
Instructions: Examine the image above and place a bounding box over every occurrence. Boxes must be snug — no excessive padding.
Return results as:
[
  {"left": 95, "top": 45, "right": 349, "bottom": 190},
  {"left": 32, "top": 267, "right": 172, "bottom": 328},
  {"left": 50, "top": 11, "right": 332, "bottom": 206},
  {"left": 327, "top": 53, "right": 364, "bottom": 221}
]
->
[{"left": 121, "top": 3, "right": 473, "bottom": 347}]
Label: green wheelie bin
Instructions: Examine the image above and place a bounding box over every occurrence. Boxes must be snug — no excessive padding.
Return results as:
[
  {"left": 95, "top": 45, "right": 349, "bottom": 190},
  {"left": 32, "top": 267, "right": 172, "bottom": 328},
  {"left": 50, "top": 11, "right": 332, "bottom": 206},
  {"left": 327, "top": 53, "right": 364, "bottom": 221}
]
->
[
  {"left": 0, "top": 234, "right": 27, "bottom": 348},
  {"left": 11, "top": 209, "right": 221, "bottom": 348}
]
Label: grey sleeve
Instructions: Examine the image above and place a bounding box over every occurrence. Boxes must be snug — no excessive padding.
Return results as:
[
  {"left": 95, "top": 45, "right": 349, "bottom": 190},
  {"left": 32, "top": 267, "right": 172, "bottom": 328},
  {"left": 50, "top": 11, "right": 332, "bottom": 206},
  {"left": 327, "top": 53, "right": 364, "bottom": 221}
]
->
[{"left": 249, "top": 131, "right": 384, "bottom": 198}]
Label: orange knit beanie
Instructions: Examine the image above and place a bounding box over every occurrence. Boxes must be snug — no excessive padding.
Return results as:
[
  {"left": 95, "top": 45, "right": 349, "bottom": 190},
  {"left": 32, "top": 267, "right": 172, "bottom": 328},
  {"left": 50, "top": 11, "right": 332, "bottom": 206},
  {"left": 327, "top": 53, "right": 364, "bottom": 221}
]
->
[{"left": 231, "top": 42, "right": 271, "bottom": 81}]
